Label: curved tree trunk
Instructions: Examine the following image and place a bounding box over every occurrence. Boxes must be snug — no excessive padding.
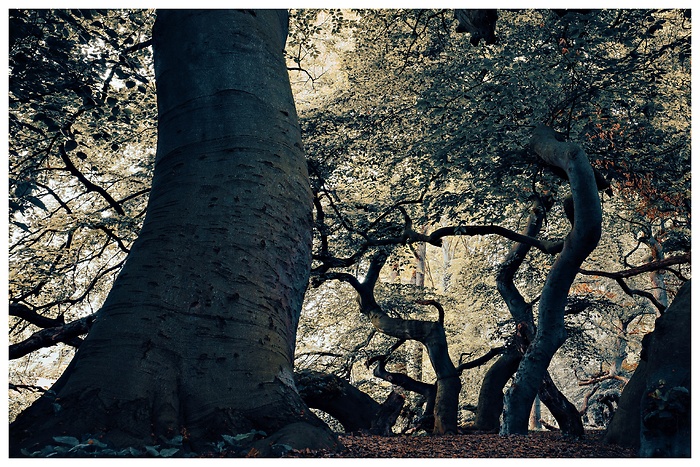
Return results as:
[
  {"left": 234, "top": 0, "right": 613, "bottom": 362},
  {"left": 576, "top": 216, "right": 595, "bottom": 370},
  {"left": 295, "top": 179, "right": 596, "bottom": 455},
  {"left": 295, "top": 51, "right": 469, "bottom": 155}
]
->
[
  {"left": 10, "top": 10, "right": 338, "bottom": 456},
  {"left": 295, "top": 369, "right": 405, "bottom": 435},
  {"left": 482, "top": 194, "right": 583, "bottom": 437},
  {"left": 369, "top": 352, "right": 437, "bottom": 430},
  {"left": 476, "top": 197, "right": 542, "bottom": 432},
  {"left": 475, "top": 347, "right": 522, "bottom": 432},
  {"left": 501, "top": 125, "right": 602, "bottom": 435},
  {"left": 352, "top": 251, "right": 460, "bottom": 434},
  {"left": 361, "top": 301, "right": 461, "bottom": 434},
  {"left": 538, "top": 372, "right": 584, "bottom": 437}
]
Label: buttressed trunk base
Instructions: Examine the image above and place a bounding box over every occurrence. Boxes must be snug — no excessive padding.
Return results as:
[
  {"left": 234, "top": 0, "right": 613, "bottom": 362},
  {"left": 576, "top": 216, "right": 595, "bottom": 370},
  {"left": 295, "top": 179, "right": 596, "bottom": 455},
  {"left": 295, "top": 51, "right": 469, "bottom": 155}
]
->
[{"left": 10, "top": 9, "right": 339, "bottom": 456}]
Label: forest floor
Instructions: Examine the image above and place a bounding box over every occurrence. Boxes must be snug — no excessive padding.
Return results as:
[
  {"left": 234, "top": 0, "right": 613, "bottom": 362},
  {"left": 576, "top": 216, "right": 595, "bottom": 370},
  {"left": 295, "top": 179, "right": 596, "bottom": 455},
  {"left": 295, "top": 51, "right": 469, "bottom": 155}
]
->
[{"left": 283, "top": 429, "right": 637, "bottom": 458}]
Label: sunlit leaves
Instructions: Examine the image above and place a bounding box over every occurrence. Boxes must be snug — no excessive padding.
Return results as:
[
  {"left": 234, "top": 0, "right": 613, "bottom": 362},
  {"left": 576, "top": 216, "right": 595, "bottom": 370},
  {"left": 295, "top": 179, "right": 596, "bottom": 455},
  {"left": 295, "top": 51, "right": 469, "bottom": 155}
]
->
[{"left": 8, "top": 10, "right": 157, "bottom": 407}]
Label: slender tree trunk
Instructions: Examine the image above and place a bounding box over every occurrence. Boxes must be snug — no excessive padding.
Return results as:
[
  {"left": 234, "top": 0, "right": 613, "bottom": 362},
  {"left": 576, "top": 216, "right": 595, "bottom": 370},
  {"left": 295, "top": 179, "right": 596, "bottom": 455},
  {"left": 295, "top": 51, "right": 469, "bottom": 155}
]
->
[
  {"left": 10, "top": 10, "right": 338, "bottom": 456},
  {"left": 441, "top": 235, "right": 455, "bottom": 291},
  {"left": 355, "top": 252, "right": 460, "bottom": 434},
  {"left": 363, "top": 304, "right": 461, "bottom": 434},
  {"left": 538, "top": 372, "right": 584, "bottom": 436},
  {"left": 369, "top": 351, "right": 437, "bottom": 431},
  {"left": 408, "top": 342, "right": 424, "bottom": 402},
  {"left": 475, "top": 347, "right": 521, "bottom": 432},
  {"left": 409, "top": 240, "right": 425, "bottom": 408},
  {"left": 501, "top": 126, "right": 602, "bottom": 435},
  {"left": 484, "top": 194, "right": 583, "bottom": 437},
  {"left": 412, "top": 233, "right": 427, "bottom": 287},
  {"left": 643, "top": 229, "right": 669, "bottom": 310},
  {"left": 529, "top": 395, "right": 542, "bottom": 430}
]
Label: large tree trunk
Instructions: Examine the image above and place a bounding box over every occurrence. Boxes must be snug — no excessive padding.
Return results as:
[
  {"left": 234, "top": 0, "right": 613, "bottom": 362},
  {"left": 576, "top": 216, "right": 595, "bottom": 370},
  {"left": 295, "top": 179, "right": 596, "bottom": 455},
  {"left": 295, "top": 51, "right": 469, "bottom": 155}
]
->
[
  {"left": 605, "top": 280, "right": 691, "bottom": 457},
  {"left": 501, "top": 126, "right": 602, "bottom": 435},
  {"left": 10, "top": 9, "right": 338, "bottom": 456}
]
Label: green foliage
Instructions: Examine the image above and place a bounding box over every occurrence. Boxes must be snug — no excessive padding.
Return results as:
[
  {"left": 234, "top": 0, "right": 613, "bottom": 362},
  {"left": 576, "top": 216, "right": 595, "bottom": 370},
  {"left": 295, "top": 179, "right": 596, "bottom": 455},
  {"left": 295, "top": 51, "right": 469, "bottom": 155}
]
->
[
  {"left": 17, "top": 428, "right": 293, "bottom": 457},
  {"left": 20, "top": 433, "right": 184, "bottom": 457}
]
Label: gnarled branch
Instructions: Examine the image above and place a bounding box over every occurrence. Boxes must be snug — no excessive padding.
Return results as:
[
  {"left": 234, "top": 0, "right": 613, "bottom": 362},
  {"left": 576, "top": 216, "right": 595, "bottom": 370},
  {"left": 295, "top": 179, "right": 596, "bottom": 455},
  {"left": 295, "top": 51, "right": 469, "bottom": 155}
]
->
[{"left": 579, "top": 252, "right": 690, "bottom": 279}]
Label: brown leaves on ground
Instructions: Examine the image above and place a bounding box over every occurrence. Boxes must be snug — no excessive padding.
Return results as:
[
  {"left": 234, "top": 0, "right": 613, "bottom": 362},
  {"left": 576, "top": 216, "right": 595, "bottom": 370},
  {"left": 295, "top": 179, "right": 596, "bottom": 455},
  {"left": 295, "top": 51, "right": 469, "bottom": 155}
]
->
[{"left": 284, "top": 430, "right": 637, "bottom": 458}]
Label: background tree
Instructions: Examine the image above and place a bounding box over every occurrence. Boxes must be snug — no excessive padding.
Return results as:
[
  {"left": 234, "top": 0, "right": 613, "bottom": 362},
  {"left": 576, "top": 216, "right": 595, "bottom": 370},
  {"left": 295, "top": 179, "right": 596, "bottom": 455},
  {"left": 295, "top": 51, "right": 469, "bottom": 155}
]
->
[
  {"left": 9, "top": 8, "right": 156, "bottom": 419},
  {"left": 298, "top": 8, "right": 689, "bottom": 437}
]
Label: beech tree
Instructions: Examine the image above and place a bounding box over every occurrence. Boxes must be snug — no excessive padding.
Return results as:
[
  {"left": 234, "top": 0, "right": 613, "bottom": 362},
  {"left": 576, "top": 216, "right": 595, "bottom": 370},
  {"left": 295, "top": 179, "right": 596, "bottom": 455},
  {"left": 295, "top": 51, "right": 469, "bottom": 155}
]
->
[
  {"left": 9, "top": 8, "right": 691, "bottom": 457},
  {"left": 10, "top": 9, "right": 338, "bottom": 456},
  {"left": 499, "top": 125, "right": 602, "bottom": 434}
]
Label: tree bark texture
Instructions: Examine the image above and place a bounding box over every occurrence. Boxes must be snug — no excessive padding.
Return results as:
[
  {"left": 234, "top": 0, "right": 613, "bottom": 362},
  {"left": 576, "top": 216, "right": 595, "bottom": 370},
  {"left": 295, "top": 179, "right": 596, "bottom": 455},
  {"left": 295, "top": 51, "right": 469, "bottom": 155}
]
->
[
  {"left": 501, "top": 126, "right": 602, "bottom": 435},
  {"left": 537, "top": 372, "right": 584, "bottom": 437},
  {"left": 295, "top": 370, "right": 380, "bottom": 433},
  {"left": 475, "top": 347, "right": 521, "bottom": 432},
  {"left": 10, "top": 10, "right": 338, "bottom": 456}
]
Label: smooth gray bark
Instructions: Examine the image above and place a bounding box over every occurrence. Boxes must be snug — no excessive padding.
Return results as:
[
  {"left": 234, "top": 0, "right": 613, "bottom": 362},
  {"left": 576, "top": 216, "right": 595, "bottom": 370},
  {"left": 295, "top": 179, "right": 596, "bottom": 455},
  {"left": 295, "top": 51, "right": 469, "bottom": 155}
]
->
[
  {"left": 479, "top": 195, "right": 583, "bottom": 437},
  {"left": 500, "top": 126, "right": 602, "bottom": 435},
  {"left": 10, "top": 10, "right": 338, "bottom": 455}
]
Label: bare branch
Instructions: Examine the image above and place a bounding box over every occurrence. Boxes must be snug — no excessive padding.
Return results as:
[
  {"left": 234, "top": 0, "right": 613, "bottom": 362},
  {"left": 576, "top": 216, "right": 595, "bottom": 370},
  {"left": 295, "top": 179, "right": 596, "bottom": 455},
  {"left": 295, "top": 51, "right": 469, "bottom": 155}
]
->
[
  {"left": 614, "top": 278, "right": 667, "bottom": 314},
  {"left": 58, "top": 143, "right": 125, "bottom": 215},
  {"left": 9, "top": 384, "right": 48, "bottom": 393},
  {"left": 425, "top": 225, "right": 563, "bottom": 254},
  {"left": 577, "top": 373, "right": 628, "bottom": 387},
  {"left": 415, "top": 299, "right": 445, "bottom": 324},
  {"left": 9, "top": 313, "right": 96, "bottom": 360},
  {"left": 9, "top": 303, "right": 64, "bottom": 328},
  {"left": 456, "top": 347, "right": 505, "bottom": 373},
  {"left": 579, "top": 252, "right": 690, "bottom": 279}
]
